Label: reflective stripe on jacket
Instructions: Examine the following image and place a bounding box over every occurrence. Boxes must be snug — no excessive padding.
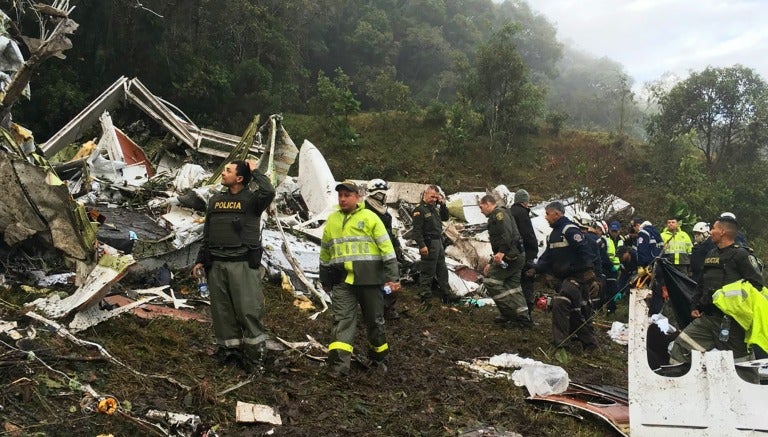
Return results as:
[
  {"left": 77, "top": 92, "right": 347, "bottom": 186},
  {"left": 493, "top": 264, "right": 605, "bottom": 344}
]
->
[
  {"left": 713, "top": 279, "right": 768, "bottom": 353},
  {"left": 661, "top": 229, "right": 693, "bottom": 266},
  {"left": 604, "top": 235, "right": 620, "bottom": 271},
  {"left": 320, "top": 202, "right": 399, "bottom": 285}
]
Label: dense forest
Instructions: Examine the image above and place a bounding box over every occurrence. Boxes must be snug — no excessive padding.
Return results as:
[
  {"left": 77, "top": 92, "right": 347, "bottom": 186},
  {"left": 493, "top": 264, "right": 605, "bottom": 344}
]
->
[
  {"left": 9, "top": 0, "right": 639, "bottom": 138},
  {"left": 5, "top": 0, "right": 768, "bottom": 253}
]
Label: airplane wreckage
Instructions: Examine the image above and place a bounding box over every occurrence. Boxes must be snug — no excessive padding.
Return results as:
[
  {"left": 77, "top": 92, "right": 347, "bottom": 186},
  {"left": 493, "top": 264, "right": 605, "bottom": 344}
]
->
[{"left": 1, "top": 75, "right": 767, "bottom": 435}]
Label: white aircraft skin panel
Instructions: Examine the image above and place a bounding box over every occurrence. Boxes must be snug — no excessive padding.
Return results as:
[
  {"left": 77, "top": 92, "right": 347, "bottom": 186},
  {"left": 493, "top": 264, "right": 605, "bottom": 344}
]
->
[{"left": 628, "top": 288, "right": 768, "bottom": 435}]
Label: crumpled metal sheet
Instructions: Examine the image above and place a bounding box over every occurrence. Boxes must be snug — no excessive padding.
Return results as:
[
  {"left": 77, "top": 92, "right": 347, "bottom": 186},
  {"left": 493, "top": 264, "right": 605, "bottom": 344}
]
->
[{"left": 0, "top": 152, "right": 92, "bottom": 260}]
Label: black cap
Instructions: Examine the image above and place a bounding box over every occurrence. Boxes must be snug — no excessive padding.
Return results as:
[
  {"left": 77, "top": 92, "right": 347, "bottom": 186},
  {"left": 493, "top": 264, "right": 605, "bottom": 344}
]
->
[{"left": 335, "top": 180, "right": 359, "bottom": 194}]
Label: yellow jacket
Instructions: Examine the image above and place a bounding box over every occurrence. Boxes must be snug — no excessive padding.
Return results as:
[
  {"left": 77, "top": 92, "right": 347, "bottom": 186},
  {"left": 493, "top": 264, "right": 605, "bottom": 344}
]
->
[{"left": 713, "top": 279, "right": 768, "bottom": 353}]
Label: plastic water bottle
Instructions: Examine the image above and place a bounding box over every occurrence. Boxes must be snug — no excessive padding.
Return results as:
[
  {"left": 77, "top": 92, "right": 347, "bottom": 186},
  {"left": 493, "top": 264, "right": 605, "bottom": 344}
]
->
[
  {"left": 381, "top": 285, "right": 392, "bottom": 295},
  {"left": 196, "top": 266, "right": 209, "bottom": 299},
  {"left": 718, "top": 315, "right": 731, "bottom": 342},
  {"left": 499, "top": 260, "right": 509, "bottom": 269}
]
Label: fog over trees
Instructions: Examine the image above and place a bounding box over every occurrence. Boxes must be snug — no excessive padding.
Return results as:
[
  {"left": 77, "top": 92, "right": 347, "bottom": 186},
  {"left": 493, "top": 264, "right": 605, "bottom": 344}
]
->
[
  {"left": 9, "top": 0, "right": 768, "bottom": 247},
  {"left": 13, "top": 0, "right": 647, "bottom": 139}
]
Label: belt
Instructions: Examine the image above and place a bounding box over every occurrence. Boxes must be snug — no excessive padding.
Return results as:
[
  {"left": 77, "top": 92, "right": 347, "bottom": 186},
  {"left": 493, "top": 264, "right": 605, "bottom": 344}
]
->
[{"left": 212, "top": 254, "right": 249, "bottom": 262}]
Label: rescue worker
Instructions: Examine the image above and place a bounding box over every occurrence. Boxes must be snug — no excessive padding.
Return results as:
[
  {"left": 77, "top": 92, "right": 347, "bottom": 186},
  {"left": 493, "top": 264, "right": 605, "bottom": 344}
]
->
[
  {"left": 411, "top": 184, "right": 451, "bottom": 302},
  {"left": 616, "top": 245, "right": 638, "bottom": 297},
  {"left": 509, "top": 189, "right": 539, "bottom": 315},
  {"left": 660, "top": 217, "right": 693, "bottom": 275},
  {"left": 633, "top": 218, "right": 664, "bottom": 314},
  {"left": 608, "top": 221, "right": 626, "bottom": 249},
  {"left": 478, "top": 195, "right": 532, "bottom": 328},
  {"left": 364, "top": 178, "right": 403, "bottom": 320},
  {"left": 574, "top": 212, "right": 604, "bottom": 279},
  {"left": 320, "top": 180, "right": 401, "bottom": 377},
  {"left": 669, "top": 216, "right": 763, "bottom": 383},
  {"left": 598, "top": 221, "right": 621, "bottom": 314},
  {"left": 193, "top": 159, "right": 275, "bottom": 371},
  {"left": 689, "top": 221, "right": 713, "bottom": 282},
  {"left": 576, "top": 214, "right": 608, "bottom": 309},
  {"left": 528, "top": 202, "right": 600, "bottom": 353}
]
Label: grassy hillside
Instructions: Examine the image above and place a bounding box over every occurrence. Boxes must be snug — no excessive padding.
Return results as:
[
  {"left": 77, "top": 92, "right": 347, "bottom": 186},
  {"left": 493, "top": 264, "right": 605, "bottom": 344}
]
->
[{"left": 284, "top": 112, "right": 644, "bottom": 209}]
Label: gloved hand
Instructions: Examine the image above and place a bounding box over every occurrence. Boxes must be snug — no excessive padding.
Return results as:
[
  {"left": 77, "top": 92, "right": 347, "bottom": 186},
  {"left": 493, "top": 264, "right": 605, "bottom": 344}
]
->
[
  {"left": 613, "top": 291, "right": 623, "bottom": 302},
  {"left": 612, "top": 264, "right": 620, "bottom": 273},
  {"left": 637, "top": 266, "right": 649, "bottom": 277}
]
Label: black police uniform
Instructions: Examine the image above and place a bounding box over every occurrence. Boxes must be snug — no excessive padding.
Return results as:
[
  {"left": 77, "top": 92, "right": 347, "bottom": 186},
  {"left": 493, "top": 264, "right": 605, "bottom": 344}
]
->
[
  {"left": 411, "top": 199, "right": 450, "bottom": 300},
  {"left": 196, "top": 169, "right": 275, "bottom": 365},
  {"left": 509, "top": 201, "right": 538, "bottom": 313},
  {"left": 485, "top": 206, "right": 530, "bottom": 326},
  {"left": 534, "top": 216, "right": 599, "bottom": 349},
  {"left": 670, "top": 243, "right": 763, "bottom": 382}
]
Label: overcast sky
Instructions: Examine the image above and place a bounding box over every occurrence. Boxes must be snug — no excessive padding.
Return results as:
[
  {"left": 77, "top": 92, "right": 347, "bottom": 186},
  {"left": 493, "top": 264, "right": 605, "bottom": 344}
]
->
[{"left": 528, "top": 0, "right": 768, "bottom": 87}]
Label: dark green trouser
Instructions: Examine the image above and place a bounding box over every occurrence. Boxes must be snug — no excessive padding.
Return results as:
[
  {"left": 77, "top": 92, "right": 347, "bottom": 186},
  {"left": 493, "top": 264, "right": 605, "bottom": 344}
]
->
[
  {"left": 669, "top": 313, "right": 758, "bottom": 383},
  {"left": 208, "top": 260, "right": 269, "bottom": 362},
  {"left": 327, "top": 283, "right": 388, "bottom": 374},
  {"left": 484, "top": 256, "right": 530, "bottom": 323},
  {"left": 551, "top": 278, "right": 596, "bottom": 347},
  {"left": 418, "top": 239, "right": 450, "bottom": 298}
]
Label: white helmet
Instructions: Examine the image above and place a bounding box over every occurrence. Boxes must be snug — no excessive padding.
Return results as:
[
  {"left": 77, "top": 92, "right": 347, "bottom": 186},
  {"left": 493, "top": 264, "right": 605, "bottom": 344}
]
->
[
  {"left": 573, "top": 211, "right": 593, "bottom": 229},
  {"left": 720, "top": 212, "right": 736, "bottom": 220},
  {"left": 692, "top": 221, "right": 710, "bottom": 234},
  {"left": 366, "top": 178, "right": 388, "bottom": 193}
]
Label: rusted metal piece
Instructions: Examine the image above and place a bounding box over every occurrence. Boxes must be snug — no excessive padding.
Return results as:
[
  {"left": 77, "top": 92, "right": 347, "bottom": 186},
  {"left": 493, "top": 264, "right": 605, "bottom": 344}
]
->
[{"left": 527, "top": 382, "right": 629, "bottom": 436}]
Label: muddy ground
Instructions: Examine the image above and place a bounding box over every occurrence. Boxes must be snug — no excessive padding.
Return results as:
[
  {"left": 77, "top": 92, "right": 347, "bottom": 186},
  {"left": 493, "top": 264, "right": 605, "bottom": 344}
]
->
[{"left": 0, "top": 273, "right": 629, "bottom": 436}]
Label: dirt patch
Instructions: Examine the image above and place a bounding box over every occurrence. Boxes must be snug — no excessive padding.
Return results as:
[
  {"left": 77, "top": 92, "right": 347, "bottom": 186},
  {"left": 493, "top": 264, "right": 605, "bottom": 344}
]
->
[{"left": 0, "top": 279, "right": 628, "bottom": 436}]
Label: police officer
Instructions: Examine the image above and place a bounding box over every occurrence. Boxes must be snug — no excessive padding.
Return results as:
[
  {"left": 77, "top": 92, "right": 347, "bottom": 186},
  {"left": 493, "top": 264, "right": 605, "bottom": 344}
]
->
[
  {"left": 509, "top": 189, "right": 538, "bottom": 315},
  {"left": 193, "top": 159, "right": 275, "bottom": 371},
  {"left": 660, "top": 216, "right": 693, "bottom": 275},
  {"left": 669, "top": 216, "right": 763, "bottom": 383},
  {"left": 529, "top": 202, "right": 599, "bottom": 352},
  {"left": 411, "top": 184, "right": 451, "bottom": 302},
  {"left": 365, "top": 178, "right": 403, "bottom": 320},
  {"left": 320, "top": 180, "right": 400, "bottom": 377},
  {"left": 478, "top": 195, "right": 532, "bottom": 328}
]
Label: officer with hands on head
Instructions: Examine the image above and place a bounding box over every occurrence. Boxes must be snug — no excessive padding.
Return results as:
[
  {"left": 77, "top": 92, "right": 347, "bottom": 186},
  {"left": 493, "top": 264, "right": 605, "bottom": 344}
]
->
[{"left": 192, "top": 159, "right": 275, "bottom": 371}]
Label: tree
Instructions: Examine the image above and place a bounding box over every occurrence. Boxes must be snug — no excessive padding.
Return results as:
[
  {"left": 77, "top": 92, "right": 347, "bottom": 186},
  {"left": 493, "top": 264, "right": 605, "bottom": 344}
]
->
[
  {"left": 0, "top": 1, "right": 78, "bottom": 123},
  {"left": 365, "top": 67, "right": 413, "bottom": 111},
  {"left": 648, "top": 65, "right": 768, "bottom": 175},
  {"left": 468, "top": 24, "right": 544, "bottom": 152},
  {"left": 547, "top": 48, "right": 642, "bottom": 137},
  {"left": 309, "top": 68, "right": 361, "bottom": 146}
]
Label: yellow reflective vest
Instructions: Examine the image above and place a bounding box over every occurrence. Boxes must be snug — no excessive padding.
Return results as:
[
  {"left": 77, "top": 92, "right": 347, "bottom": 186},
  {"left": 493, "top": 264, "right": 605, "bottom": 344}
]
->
[
  {"left": 603, "top": 235, "right": 620, "bottom": 273},
  {"left": 713, "top": 279, "right": 768, "bottom": 353},
  {"left": 661, "top": 229, "right": 693, "bottom": 266},
  {"left": 320, "top": 202, "right": 399, "bottom": 285}
]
